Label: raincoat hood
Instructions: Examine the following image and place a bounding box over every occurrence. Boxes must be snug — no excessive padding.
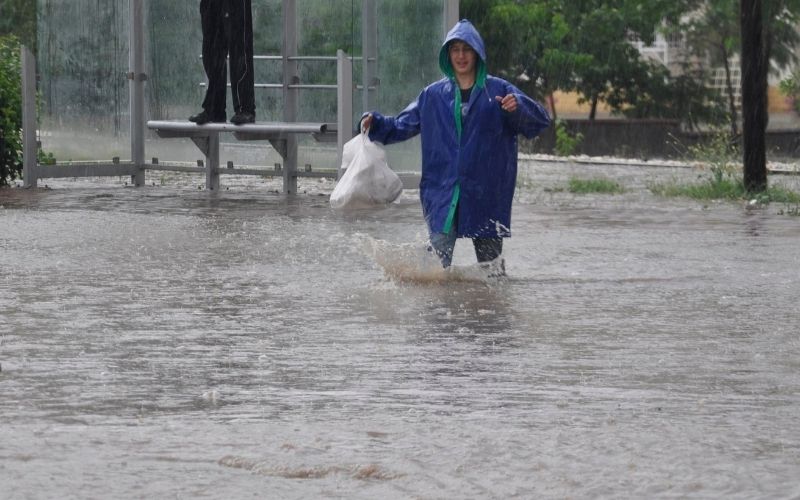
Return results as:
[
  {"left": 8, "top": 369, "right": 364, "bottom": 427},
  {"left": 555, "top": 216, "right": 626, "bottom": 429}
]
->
[{"left": 438, "top": 19, "right": 487, "bottom": 88}]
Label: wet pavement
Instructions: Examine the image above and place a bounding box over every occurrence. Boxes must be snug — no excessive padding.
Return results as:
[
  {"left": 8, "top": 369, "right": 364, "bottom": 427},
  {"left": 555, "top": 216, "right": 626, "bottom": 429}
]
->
[{"left": 1, "top": 159, "right": 799, "bottom": 499}]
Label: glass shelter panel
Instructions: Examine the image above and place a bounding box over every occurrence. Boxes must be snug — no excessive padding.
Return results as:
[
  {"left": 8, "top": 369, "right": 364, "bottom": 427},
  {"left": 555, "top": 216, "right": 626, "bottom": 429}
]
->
[
  {"left": 374, "top": 0, "right": 445, "bottom": 171},
  {"left": 36, "top": 0, "right": 449, "bottom": 173},
  {"left": 37, "top": 0, "right": 131, "bottom": 162}
]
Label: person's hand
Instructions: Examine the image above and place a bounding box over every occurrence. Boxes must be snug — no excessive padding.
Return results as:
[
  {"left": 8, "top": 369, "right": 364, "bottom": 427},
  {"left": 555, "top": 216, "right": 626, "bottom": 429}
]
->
[
  {"left": 361, "top": 113, "right": 373, "bottom": 132},
  {"left": 495, "top": 94, "right": 518, "bottom": 113}
]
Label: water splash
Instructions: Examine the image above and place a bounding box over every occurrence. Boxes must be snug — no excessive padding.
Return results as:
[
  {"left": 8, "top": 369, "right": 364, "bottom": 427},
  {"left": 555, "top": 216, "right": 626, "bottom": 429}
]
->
[{"left": 356, "top": 234, "right": 505, "bottom": 284}]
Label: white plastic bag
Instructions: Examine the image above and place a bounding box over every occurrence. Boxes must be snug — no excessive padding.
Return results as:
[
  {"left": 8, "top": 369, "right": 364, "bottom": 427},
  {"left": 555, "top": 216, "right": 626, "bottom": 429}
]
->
[{"left": 330, "top": 132, "right": 403, "bottom": 210}]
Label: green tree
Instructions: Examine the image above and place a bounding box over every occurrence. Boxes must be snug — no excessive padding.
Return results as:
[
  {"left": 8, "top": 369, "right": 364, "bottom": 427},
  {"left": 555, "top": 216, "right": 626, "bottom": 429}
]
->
[
  {"left": 607, "top": 62, "right": 726, "bottom": 128},
  {"left": 566, "top": 0, "right": 693, "bottom": 120},
  {"left": 463, "top": 0, "right": 718, "bottom": 124},
  {"left": 462, "top": 0, "right": 591, "bottom": 119},
  {"left": 684, "top": 0, "right": 741, "bottom": 136},
  {"left": 0, "top": 0, "right": 36, "bottom": 50},
  {"left": 0, "top": 35, "right": 22, "bottom": 186},
  {"left": 686, "top": 0, "right": 800, "bottom": 139},
  {"left": 0, "top": 0, "right": 35, "bottom": 186}
]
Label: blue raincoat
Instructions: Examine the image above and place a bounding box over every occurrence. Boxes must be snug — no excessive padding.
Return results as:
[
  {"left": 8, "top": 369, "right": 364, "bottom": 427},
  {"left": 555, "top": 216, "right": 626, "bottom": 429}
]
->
[{"left": 367, "top": 19, "right": 551, "bottom": 238}]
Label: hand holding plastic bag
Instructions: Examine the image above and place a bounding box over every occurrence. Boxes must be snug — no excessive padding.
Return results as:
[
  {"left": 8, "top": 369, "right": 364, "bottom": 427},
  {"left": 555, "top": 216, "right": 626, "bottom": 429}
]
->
[{"left": 330, "top": 132, "right": 403, "bottom": 210}]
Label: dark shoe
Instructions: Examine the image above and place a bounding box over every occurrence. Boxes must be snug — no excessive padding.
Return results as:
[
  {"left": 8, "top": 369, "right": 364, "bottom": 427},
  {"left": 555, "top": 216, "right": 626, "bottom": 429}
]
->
[
  {"left": 230, "top": 112, "right": 255, "bottom": 125},
  {"left": 189, "top": 111, "right": 225, "bottom": 124}
]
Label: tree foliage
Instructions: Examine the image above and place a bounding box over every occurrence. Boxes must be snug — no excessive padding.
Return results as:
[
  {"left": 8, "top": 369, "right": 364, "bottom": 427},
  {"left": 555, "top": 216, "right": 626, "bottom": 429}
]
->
[
  {"left": 0, "top": 0, "right": 35, "bottom": 186},
  {"left": 762, "top": 0, "right": 800, "bottom": 70},
  {"left": 462, "top": 0, "right": 800, "bottom": 129},
  {"left": 463, "top": 0, "right": 590, "bottom": 105},
  {"left": 565, "top": 0, "right": 694, "bottom": 119},
  {"left": 609, "top": 63, "right": 726, "bottom": 128},
  {"left": 0, "top": 35, "right": 23, "bottom": 186},
  {"left": 462, "top": 0, "right": 705, "bottom": 121},
  {"left": 684, "top": 0, "right": 800, "bottom": 137},
  {"left": 0, "top": 0, "right": 36, "bottom": 50}
]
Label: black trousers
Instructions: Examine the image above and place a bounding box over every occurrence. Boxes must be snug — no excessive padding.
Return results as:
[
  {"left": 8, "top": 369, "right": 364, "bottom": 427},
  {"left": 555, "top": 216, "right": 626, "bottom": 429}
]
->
[
  {"left": 473, "top": 237, "right": 503, "bottom": 263},
  {"left": 200, "top": 0, "right": 255, "bottom": 117},
  {"left": 428, "top": 203, "right": 504, "bottom": 268}
]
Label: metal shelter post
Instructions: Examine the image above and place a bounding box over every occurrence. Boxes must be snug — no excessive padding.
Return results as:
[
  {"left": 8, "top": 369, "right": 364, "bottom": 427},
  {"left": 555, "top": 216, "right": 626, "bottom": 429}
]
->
[
  {"left": 129, "top": 0, "right": 146, "bottom": 187},
  {"left": 361, "top": 0, "right": 377, "bottom": 114},
  {"left": 282, "top": 0, "right": 298, "bottom": 194},
  {"left": 21, "top": 45, "right": 37, "bottom": 188},
  {"left": 444, "top": 0, "right": 459, "bottom": 33},
  {"left": 337, "top": 50, "right": 353, "bottom": 177}
]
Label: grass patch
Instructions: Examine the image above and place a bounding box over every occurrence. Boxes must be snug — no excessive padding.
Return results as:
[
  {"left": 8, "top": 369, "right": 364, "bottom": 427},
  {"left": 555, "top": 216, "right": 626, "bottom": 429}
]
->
[
  {"left": 648, "top": 176, "right": 800, "bottom": 204},
  {"left": 762, "top": 185, "right": 800, "bottom": 204},
  {"left": 568, "top": 177, "right": 626, "bottom": 194},
  {"left": 652, "top": 125, "right": 800, "bottom": 206},
  {"left": 648, "top": 176, "right": 745, "bottom": 200}
]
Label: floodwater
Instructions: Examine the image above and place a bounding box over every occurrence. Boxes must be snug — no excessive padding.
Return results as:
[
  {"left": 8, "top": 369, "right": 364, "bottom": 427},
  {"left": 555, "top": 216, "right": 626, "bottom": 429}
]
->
[{"left": 2, "top": 159, "right": 800, "bottom": 499}]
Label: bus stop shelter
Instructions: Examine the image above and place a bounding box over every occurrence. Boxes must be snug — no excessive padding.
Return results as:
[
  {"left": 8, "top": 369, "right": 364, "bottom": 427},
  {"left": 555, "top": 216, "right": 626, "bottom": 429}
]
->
[{"left": 23, "top": 0, "right": 459, "bottom": 192}]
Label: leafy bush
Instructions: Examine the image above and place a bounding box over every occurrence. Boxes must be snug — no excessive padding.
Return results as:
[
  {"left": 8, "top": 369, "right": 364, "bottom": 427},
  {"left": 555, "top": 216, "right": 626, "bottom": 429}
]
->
[
  {"left": 0, "top": 35, "right": 23, "bottom": 186},
  {"left": 779, "top": 69, "right": 800, "bottom": 114},
  {"left": 649, "top": 126, "right": 746, "bottom": 200},
  {"left": 554, "top": 119, "right": 583, "bottom": 156},
  {"left": 687, "top": 125, "right": 740, "bottom": 185}
]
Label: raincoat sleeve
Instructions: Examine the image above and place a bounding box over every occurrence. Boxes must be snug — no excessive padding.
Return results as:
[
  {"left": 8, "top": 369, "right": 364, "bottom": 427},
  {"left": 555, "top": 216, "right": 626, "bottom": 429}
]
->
[
  {"left": 501, "top": 83, "right": 551, "bottom": 139},
  {"left": 366, "top": 95, "right": 423, "bottom": 145}
]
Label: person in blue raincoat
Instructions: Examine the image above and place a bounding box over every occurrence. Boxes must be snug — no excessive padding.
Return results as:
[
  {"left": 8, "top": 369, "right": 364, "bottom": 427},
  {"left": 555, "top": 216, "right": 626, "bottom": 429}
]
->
[{"left": 362, "top": 19, "right": 551, "bottom": 273}]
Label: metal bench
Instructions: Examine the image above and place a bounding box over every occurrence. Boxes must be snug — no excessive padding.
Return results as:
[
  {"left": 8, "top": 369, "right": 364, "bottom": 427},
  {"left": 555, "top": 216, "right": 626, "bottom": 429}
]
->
[
  {"left": 147, "top": 120, "right": 337, "bottom": 192},
  {"left": 145, "top": 47, "right": 356, "bottom": 193}
]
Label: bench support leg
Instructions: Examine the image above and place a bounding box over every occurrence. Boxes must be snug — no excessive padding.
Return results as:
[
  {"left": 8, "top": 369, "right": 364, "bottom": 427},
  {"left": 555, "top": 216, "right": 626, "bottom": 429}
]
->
[
  {"left": 267, "top": 137, "right": 296, "bottom": 194},
  {"left": 191, "top": 133, "right": 220, "bottom": 191},
  {"left": 207, "top": 133, "right": 220, "bottom": 190},
  {"left": 283, "top": 136, "right": 297, "bottom": 194}
]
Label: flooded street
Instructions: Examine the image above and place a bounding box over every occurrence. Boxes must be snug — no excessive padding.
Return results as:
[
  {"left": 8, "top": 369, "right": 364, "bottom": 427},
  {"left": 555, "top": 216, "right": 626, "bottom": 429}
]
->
[{"left": 2, "top": 159, "right": 800, "bottom": 499}]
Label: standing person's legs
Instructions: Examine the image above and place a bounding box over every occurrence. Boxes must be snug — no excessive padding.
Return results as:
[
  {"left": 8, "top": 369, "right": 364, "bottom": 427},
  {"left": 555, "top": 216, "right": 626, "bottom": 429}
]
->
[
  {"left": 429, "top": 201, "right": 459, "bottom": 268},
  {"left": 473, "top": 238, "right": 502, "bottom": 262},
  {"left": 198, "top": 0, "right": 228, "bottom": 121},
  {"left": 428, "top": 230, "right": 458, "bottom": 268},
  {"left": 428, "top": 201, "right": 463, "bottom": 268},
  {"left": 226, "top": 0, "right": 255, "bottom": 122},
  {"left": 473, "top": 237, "right": 505, "bottom": 275},
  {"left": 429, "top": 235, "right": 504, "bottom": 271}
]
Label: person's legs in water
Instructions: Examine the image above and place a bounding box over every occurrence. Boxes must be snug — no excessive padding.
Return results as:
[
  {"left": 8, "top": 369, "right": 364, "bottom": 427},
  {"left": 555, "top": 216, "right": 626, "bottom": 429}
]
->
[
  {"left": 429, "top": 200, "right": 461, "bottom": 268},
  {"left": 428, "top": 229, "right": 457, "bottom": 268},
  {"left": 473, "top": 237, "right": 502, "bottom": 262},
  {"left": 473, "top": 237, "right": 505, "bottom": 276}
]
